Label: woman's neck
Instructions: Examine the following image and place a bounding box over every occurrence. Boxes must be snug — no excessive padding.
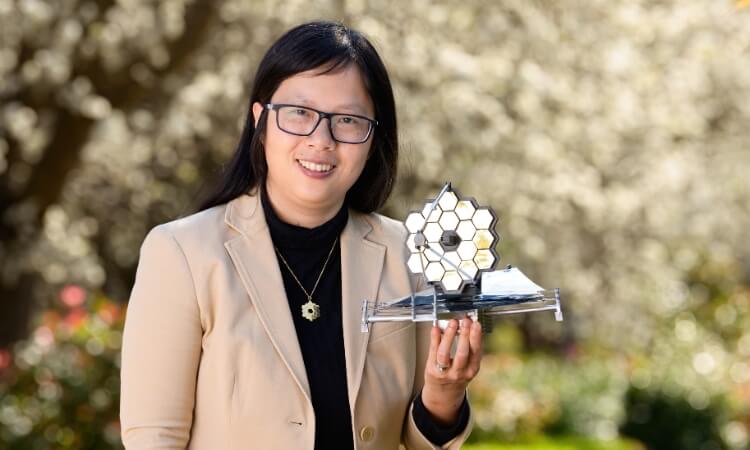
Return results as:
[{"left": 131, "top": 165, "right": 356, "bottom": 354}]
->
[{"left": 263, "top": 184, "right": 344, "bottom": 229}]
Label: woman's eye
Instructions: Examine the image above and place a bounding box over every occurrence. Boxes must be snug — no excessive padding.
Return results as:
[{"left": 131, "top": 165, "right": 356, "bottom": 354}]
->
[{"left": 338, "top": 116, "right": 358, "bottom": 125}]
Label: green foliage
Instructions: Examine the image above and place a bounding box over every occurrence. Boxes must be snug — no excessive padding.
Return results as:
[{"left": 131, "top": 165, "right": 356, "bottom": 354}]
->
[
  {"left": 463, "top": 435, "right": 642, "bottom": 450},
  {"left": 621, "top": 386, "right": 728, "bottom": 450},
  {"left": 0, "top": 288, "right": 124, "bottom": 449},
  {"left": 468, "top": 354, "right": 629, "bottom": 441}
]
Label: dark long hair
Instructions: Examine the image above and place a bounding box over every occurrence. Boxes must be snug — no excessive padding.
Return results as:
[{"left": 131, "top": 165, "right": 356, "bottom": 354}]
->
[{"left": 197, "top": 21, "right": 398, "bottom": 214}]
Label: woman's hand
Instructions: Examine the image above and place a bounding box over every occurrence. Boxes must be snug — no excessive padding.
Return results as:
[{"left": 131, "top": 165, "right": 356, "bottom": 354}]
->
[{"left": 421, "top": 317, "right": 483, "bottom": 425}]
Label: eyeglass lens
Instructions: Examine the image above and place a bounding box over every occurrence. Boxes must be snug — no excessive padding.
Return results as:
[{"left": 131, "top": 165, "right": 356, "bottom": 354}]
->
[{"left": 276, "top": 106, "right": 372, "bottom": 143}]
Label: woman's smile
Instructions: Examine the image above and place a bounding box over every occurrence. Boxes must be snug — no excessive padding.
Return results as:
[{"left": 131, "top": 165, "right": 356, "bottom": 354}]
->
[{"left": 296, "top": 158, "right": 336, "bottom": 176}]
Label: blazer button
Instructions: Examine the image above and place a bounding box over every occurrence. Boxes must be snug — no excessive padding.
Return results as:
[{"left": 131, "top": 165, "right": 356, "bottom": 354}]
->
[{"left": 359, "top": 426, "right": 375, "bottom": 442}]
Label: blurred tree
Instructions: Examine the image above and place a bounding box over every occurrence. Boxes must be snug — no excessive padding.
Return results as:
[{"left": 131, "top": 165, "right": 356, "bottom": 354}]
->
[
  {"left": 0, "top": 0, "right": 748, "bottom": 359},
  {"left": 0, "top": 0, "right": 749, "bottom": 445},
  {"left": 0, "top": 0, "right": 221, "bottom": 345}
]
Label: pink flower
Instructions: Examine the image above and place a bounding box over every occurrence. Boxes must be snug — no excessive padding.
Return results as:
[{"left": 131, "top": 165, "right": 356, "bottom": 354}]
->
[
  {"left": 97, "top": 303, "right": 120, "bottom": 325},
  {"left": 0, "top": 349, "right": 11, "bottom": 370},
  {"left": 60, "top": 284, "right": 87, "bottom": 308},
  {"left": 64, "top": 308, "right": 88, "bottom": 331}
]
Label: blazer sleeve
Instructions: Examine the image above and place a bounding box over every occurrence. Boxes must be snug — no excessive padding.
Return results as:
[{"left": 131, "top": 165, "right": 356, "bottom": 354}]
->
[
  {"left": 120, "top": 225, "right": 203, "bottom": 449},
  {"left": 401, "top": 277, "right": 474, "bottom": 449}
]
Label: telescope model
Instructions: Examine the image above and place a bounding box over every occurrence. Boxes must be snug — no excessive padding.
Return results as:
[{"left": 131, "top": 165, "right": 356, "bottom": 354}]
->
[{"left": 361, "top": 183, "right": 563, "bottom": 333}]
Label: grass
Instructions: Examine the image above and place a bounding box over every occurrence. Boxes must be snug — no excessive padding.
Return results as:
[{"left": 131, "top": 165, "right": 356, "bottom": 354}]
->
[{"left": 463, "top": 436, "right": 643, "bottom": 450}]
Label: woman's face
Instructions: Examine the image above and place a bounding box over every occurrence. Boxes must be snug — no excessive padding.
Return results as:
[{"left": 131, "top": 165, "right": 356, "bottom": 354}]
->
[{"left": 253, "top": 64, "right": 375, "bottom": 219}]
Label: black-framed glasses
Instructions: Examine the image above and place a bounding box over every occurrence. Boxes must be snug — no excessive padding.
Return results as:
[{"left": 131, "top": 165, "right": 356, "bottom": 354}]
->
[{"left": 265, "top": 103, "right": 377, "bottom": 144}]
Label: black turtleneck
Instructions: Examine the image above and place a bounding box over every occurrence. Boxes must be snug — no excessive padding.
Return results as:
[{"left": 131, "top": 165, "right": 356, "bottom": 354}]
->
[{"left": 260, "top": 189, "right": 469, "bottom": 448}]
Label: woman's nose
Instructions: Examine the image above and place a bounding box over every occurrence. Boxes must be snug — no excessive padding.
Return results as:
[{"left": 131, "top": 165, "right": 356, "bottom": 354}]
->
[{"left": 306, "top": 117, "right": 335, "bottom": 150}]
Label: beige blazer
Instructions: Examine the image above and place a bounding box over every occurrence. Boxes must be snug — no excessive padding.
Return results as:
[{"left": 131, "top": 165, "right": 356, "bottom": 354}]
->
[{"left": 120, "top": 192, "right": 472, "bottom": 449}]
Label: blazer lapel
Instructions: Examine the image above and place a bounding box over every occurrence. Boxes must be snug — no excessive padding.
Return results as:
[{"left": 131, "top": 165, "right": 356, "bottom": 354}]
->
[
  {"left": 340, "top": 213, "right": 385, "bottom": 410},
  {"left": 223, "top": 193, "right": 311, "bottom": 402}
]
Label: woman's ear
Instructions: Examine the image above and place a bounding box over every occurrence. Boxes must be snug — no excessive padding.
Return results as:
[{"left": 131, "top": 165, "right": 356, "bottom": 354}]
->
[{"left": 251, "top": 102, "right": 264, "bottom": 128}]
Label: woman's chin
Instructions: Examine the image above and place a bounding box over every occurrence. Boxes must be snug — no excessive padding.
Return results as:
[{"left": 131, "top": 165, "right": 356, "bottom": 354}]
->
[{"left": 292, "top": 190, "right": 345, "bottom": 211}]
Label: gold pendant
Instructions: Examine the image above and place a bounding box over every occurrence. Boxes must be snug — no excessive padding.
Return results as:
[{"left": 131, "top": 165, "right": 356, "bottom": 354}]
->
[{"left": 301, "top": 300, "right": 321, "bottom": 322}]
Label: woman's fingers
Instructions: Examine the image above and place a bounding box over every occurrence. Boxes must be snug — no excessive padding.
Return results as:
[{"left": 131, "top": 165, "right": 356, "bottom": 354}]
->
[
  {"left": 467, "top": 320, "right": 483, "bottom": 376},
  {"left": 422, "top": 317, "right": 483, "bottom": 424},
  {"left": 427, "top": 325, "right": 441, "bottom": 366},
  {"left": 451, "top": 318, "right": 472, "bottom": 370},
  {"left": 436, "top": 319, "right": 458, "bottom": 369},
  {"left": 425, "top": 317, "right": 483, "bottom": 383}
]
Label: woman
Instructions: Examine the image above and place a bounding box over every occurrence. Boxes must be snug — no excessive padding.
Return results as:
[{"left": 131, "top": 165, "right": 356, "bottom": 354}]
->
[{"left": 120, "top": 21, "right": 483, "bottom": 449}]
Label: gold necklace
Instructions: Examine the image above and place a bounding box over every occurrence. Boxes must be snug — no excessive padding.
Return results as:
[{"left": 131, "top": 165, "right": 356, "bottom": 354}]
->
[{"left": 274, "top": 236, "right": 339, "bottom": 322}]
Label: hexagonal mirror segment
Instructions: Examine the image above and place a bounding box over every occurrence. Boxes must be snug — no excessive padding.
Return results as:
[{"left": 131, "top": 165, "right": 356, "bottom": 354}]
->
[
  {"left": 423, "top": 223, "right": 443, "bottom": 243},
  {"left": 443, "top": 251, "right": 462, "bottom": 268},
  {"left": 437, "top": 190, "right": 458, "bottom": 211},
  {"left": 472, "top": 229, "right": 495, "bottom": 250},
  {"left": 456, "top": 220, "right": 476, "bottom": 241},
  {"left": 472, "top": 208, "right": 494, "bottom": 230},
  {"left": 407, "top": 253, "right": 426, "bottom": 273},
  {"left": 404, "top": 212, "right": 425, "bottom": 233},
  {"left": 424, "top": 262, "right": 445, "bottom": 282},
  {"left": 459, "top": 260, "right": 478, "bottom": 280},
  {"left": 438, "top": 211, "right": 459, "bottom": 232},
  {"left": 441, "top": 271, "right": 463, "bottom": 291},
  {"left": 425, "top": 208, "right": 442, "bottom": 223},
  {"left": 425, "top": 246, "right": 443, "bottom": 262},
  {"left": 474, "top": 249, "right": 496, "bottom": 270},
  {"left": 455, "top": 200, "right": 476, "bottom": 220},
  {"left": 457, "top": 241, "right": 477, "bottom": 260},
  {"left": 440, "top": 253, "right": 462, "bottom": 272}
]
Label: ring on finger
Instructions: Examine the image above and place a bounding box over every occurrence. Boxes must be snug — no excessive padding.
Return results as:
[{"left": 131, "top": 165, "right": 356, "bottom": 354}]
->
[{"left": 436, "top": 361, "right": 451, "bottom": 373}]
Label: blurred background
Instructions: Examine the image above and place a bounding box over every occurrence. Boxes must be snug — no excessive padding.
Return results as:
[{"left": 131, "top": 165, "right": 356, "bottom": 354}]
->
[{"left": 1, "top": 0, "right": 749, "bottom": 448}]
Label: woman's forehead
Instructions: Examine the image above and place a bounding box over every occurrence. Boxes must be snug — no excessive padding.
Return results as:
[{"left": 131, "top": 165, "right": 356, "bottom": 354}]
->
[{"left": 273, "top": 65, "right": 374, "bottom": 114}]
